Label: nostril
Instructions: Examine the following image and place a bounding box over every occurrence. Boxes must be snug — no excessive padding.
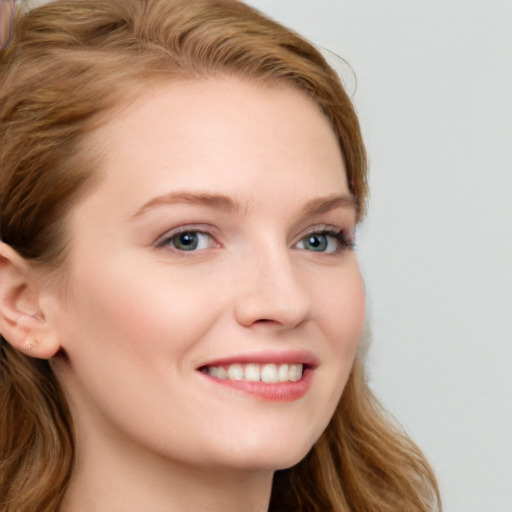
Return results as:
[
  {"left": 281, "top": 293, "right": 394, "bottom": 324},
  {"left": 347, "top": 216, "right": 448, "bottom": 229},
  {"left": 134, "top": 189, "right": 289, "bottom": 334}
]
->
[
  {"left": 253, "top": 318, "right": 284, "bottom": 326},
  {"left": 234, "top": 289, "right": 311, "bottom": 329}
]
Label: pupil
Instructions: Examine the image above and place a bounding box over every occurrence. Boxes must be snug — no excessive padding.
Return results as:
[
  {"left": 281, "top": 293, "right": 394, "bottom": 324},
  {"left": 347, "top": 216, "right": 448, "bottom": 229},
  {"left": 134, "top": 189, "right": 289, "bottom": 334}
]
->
[
  {"left": 175, "top": 232, "right": 198, "bottom": 250},
  {"left": 307, "top": 235, "right": 327, "bottom": 251}
]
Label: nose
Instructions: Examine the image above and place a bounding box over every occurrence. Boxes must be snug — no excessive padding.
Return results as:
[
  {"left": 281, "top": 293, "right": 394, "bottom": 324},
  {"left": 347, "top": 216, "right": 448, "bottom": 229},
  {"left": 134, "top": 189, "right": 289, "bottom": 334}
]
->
[{"left": 233, "top": 246, "right": 312, "bottom": 330}]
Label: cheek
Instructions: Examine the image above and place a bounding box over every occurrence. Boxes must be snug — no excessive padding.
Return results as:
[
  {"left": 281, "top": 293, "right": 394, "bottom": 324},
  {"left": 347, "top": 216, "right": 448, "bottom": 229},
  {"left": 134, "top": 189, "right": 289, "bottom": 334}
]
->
[
  {"left": 315, "top": 264, "right": 366, "bottom": 354},
  {"left": 54, "top": 262, "right": 224, "bottom": 434},
  {"left": 57, "top": 257, "right": 231, "bottom": 395},
  {"left": 312, "top": 263, "right": 365, "bottom": 410},
  {"left": 294, "top": 262, "right": 365, "bottom": 449}
]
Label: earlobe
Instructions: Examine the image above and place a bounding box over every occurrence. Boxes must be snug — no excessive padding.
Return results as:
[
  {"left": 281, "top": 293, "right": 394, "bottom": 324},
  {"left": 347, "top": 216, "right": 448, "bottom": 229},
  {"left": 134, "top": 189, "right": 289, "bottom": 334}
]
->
[{"left": 0, "top": 242, "right": 60, "bottom": 359}]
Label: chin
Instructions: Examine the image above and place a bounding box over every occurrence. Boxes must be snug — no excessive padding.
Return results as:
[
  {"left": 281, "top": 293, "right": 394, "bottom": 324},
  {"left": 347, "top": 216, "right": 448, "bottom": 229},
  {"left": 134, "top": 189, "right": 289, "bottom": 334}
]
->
[{"left": 214, "top": 433, "right": 318, "bottom": 472}]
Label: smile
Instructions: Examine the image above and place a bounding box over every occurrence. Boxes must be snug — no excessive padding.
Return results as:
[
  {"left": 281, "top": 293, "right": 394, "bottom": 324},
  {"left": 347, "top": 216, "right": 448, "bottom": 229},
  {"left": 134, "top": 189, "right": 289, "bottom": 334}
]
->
[
  {"left": 197, "top": 351, "right": 317, "bottom": 401},
  {"left": 202, "top": 363, "right": 303, "bottom": 383}
]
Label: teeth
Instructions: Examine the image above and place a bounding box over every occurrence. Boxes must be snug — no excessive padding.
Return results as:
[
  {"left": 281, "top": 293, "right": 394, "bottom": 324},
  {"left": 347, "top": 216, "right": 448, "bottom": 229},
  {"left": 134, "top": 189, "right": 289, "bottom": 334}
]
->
[
  {"left": 227, "top": 364, "right": 243, "bottom": 380},
  {"left": 206, "top": 366, "right": 227, "bottom": 379},
  {"left": 261, "top": 364, "right": 278, "bottom": 383},
  {"left": 205, "top": 363, "right": 303, "bottom": 383},
  {"left": 244, "top": 364, "right": 260, "bottom": 381},
  {"left": 278, "top": 363, "right": 289, "bottom": 382},
  {"left": 288, "top": 364, "right": 302, "bottom": 382},
  {"left": 216, "top": 367, "right": 228, "bottom": 380},
  {"left": 206, "top": 367, "right": 218, "bottom": 378}
]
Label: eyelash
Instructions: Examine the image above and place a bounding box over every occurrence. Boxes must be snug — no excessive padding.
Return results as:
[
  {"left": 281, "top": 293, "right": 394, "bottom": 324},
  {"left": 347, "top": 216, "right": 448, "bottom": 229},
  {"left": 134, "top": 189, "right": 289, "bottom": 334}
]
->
[
  {"left": 300, "top": 226, "right": 356, "bottom": 254},
  {"left": 154, "top": 226, "right": 218, "bottom": 252},
  {"left": 154, "top": 225, "right": 355, "bottom": 254}
]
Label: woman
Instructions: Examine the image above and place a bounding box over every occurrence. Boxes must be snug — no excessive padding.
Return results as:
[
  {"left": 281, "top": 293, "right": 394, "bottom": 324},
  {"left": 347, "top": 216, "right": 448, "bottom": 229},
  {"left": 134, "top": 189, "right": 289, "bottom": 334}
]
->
[{"left": 0, "top": 0, "right": 441, "bottom": 510}]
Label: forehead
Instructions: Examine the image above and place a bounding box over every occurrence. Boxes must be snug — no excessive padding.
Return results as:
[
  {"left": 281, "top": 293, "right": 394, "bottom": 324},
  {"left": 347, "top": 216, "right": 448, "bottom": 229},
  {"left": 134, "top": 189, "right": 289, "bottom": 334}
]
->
[{"left": 83, "top": 77, "right": 349, "bottom": 214}]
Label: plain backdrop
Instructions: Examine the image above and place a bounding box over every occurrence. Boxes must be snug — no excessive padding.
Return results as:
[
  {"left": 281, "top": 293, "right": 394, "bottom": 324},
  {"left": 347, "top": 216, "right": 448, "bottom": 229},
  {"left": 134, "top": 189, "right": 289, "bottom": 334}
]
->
[
  {"left": 242, "top": 2, "right": 512, "bottom": 511},
  {"left": 25, "top": 1, "right": 512, "bottom": 511}
]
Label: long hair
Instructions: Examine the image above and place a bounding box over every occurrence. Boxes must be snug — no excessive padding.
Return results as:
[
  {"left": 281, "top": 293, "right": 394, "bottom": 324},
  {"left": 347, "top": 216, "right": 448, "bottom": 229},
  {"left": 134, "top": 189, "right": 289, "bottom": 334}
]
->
[{"left": 0, "top": 1, "right": 440, "bottom": 510}]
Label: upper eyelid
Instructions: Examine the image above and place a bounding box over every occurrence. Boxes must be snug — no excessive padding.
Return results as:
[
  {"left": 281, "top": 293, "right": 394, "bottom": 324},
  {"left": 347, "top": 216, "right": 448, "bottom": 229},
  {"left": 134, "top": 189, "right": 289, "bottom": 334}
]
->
[
  {"left": 297, "top": 224, "right": 349, "bottom": 238},
  {"left": 300, "top": 223, "right": 355, "bottom": 242},
  {"left": 301, "top": 224, "right": 341, "bottom": 233},
  {"left": 296, "top": 226, "right": 351, "bottom": 242}
]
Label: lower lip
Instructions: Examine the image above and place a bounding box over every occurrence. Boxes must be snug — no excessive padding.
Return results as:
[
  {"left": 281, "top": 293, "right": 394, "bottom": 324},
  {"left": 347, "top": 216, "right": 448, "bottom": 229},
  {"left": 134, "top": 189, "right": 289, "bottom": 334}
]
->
[{"left": 199, "top": 367, "right": 314, "bottom": 401}]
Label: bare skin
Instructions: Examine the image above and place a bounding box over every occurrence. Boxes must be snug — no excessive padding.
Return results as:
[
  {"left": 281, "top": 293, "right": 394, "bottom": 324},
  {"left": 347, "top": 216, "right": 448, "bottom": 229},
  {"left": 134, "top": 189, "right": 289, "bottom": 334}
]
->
[{"left": 0, "top": 78, "right": 365, "bottom": 511}]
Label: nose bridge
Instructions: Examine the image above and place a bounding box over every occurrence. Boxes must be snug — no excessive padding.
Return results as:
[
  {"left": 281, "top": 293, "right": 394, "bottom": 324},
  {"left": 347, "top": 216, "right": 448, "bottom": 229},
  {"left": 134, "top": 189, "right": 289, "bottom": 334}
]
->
[{"left": 234, "top": 238, "right": 312, "bottom": 328}]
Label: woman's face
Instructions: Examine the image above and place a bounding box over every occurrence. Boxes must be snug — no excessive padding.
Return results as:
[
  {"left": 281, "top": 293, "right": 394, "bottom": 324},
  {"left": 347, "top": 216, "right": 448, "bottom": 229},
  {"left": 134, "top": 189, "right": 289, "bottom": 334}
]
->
[{"left": 50, "top": 78, "right": 365, "bottom": 472}]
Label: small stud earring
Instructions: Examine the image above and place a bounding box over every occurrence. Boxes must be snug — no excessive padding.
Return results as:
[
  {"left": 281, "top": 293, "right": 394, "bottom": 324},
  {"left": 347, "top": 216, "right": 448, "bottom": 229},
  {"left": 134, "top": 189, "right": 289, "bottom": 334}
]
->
[{"left": 24, "top": 337, "right": 41, "bottom": 352}]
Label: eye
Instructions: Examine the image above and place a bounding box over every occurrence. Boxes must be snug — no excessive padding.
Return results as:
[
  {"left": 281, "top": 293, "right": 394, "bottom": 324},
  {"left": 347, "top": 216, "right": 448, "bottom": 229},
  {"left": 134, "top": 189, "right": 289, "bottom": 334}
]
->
[
  {"left": 296, "top": 229, "right": 354, "bottom": 254},
  {"left": 160, "top": 230, "right": 214, "bottom": 251}
]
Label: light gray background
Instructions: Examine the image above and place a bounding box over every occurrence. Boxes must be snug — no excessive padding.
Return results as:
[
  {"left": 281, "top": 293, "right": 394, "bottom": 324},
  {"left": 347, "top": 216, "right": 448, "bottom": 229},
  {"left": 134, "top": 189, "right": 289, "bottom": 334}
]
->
[
  {"left": 26, "top": 0, "right": 512, "bottom": 510},
  {"left": 243, "top": 1, "right": 512, "bottom": 511}
]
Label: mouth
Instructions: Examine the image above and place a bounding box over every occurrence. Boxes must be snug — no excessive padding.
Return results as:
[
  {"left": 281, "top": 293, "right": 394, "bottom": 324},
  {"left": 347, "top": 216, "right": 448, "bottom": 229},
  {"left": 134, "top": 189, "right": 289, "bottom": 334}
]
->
[
  {"left": 197, "top": 352, "right": 317, "bottom": 401},
  {"left": 199, "top": 362, "right": 305, "bottom": 383}
]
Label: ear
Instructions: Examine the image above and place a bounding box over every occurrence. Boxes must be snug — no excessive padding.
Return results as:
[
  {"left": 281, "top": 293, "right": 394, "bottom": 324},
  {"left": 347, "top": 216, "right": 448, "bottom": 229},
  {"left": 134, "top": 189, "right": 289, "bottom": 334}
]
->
[{"left": 0, "top": 242, "right": 61, "bottom": 359}]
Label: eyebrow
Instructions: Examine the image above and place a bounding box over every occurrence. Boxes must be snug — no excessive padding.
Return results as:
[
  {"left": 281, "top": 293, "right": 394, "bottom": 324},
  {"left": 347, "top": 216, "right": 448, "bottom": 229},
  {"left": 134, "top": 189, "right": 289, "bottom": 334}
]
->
[
  {"left": 131, "top": 191, "right": 357, "bottom": 219},
  {"left": 131, "top": 191, "right": 241, "bottom": 218},
  {"left": 298, "top": 193, "right": 357, "bottom": 217}
]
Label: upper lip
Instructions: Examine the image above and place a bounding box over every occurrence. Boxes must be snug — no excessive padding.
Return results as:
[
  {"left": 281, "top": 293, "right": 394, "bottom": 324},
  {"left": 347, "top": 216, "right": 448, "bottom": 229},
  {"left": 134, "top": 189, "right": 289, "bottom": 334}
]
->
[{"left": 197, "top": 350, "right": 319, "bottom": 370}]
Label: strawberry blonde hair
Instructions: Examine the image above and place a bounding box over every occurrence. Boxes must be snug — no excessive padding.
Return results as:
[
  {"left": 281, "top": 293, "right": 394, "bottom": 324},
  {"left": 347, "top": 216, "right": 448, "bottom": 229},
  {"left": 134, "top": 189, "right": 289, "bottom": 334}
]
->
[{"left": 0, "top": 1, "right": 441, "bottom": 510}]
